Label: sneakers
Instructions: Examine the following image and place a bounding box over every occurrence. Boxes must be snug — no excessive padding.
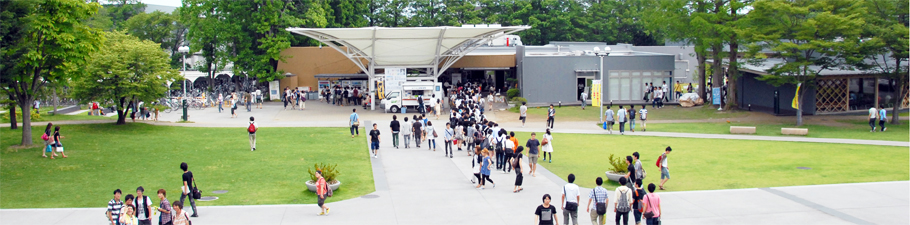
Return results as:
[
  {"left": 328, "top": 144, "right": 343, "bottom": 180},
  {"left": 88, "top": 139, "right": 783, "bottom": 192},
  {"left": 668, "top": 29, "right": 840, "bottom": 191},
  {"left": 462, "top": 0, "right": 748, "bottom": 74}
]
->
[
  {"left": 191, "top": 214, "right": 198, "bottom": 217},
  {"left": 449, "top": 155, "right": 453, "bottom": 158},
  {"left": 317, "top": 212, "right": 325, "bottom": 216},
  {"left": 883, "top": 128, "right": 887, "bottom": 132}
]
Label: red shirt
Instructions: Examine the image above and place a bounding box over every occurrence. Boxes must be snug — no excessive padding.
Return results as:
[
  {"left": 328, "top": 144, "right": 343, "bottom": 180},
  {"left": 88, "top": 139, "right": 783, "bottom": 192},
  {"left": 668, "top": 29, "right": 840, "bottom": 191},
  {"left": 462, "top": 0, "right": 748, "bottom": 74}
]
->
[{"left": 316, "top": 177, "right": 327, "bottom": 196}]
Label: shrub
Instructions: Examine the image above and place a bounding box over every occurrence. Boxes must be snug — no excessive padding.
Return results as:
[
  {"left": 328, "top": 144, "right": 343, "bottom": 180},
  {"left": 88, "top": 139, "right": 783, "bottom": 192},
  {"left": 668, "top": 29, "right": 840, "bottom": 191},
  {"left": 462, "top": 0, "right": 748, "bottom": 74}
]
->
[
  {"left": 607, "top": 154, "right": 629, "bottom": 173},
  {"left": 506, "top": 88, "right": 520, "bottom": 99},
  {"left": 307, "top": 163, "right": 340, "bottom": 184},
  {"left": 510, "top": 97, "right": 527, "bottom": 104},
  {"left": 1, "top": 107, "right": 41, "bottom": 123}
]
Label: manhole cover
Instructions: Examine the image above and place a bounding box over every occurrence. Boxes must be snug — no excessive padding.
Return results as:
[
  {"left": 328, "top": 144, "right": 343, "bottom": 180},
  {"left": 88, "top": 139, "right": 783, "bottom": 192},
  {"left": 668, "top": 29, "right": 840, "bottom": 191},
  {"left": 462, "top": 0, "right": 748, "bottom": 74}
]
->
[
  {"left": 361, "top": 194, "right": 379, "bottom": 199},
  {"left": 212, "top": 190, "right": 228, "bottom": 194},
  {"left": 197, "top": 196, "right": 219, "bottom": 201},
  {"left": 797, "top": 167, "right": 812, "bottom": 170}
]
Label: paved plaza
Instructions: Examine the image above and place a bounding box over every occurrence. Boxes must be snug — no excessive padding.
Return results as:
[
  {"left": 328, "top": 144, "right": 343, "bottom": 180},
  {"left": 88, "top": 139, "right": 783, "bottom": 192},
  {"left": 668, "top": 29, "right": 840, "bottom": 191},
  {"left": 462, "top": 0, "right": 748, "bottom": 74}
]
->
[{"left": 1, "top": 102, "right": 908, "bottom": 225}]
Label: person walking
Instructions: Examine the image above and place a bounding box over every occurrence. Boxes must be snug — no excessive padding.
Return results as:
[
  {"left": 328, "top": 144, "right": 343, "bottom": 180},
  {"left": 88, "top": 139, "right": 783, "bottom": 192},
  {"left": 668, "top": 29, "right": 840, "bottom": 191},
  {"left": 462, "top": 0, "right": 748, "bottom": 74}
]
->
[
  {"left": 512, "top": 146, "right": 525, "bottom": 193},
  {"left": 674, "top": 81, "right": 684, "bottom": 100},
  {"left": 632, "top": 180, "right": 646, "bottom": 225},
  {"left": 473, "top": 147, "right": 484, "bottom": 188},
  {"left": 171, "top": 201, "right": 191, "bottom": 225},
  {"left": 402, "top": 117, "right": 412, "bottom": 148},
  {"left": 156, "top": 189, "right": 173, "bottom": 225},
  {"left": 350, "top": 109, "right": 360, "bottom": 138},
  {"left": 248, "top": 117, "right": 258, "bottom": 151},
  {"left": 562, "top": 174, "right": 580, "bottom": 225},
  {"left": 246, "top": 92, "right": 252, "bottom": 112},
  {"left": 580, "top": 92, "right": 587, "bottom": 110},
  {"left": 604, "top": 106, "right": 614, "bottom": 134},
  {"left": 639, "top": 106, "right": 648, "bottom": 132},
  {"left": 541, "top": 129, "right": 553, "bottom": 163},
  {"left": 444, "top": 123, "right": 454, "bottom": 158},
  {"left": 42, "top": 123, "right": 54, "bottom": 158},
  {"left": 478, "top": 149, "right": 495, "bottom": 189},
  {"left": 614, "top": 177, "right": 633, "bottom": 225},
  {"left": 659, "top": 147, "right": 671, "bottom": 190},
  {"left": 520, "top": 102, "right": 528, "bottom": 127},
  {"left": 547, "top": 104, "right": 556, "bottom": 129},
  {"left": 315, "top": 170, "right": 331, "bottom": 215},
  {"left": 107, "top": 189, "right": 124, "bottom": 225},
  {"left": 536, "top": 194, "right": 560, "bottom": 225},
  {"left": 502, "top": 131, "right": 516, "bottom": 174},
  {"left": 390, "top": 115, "right": 401, "bottom": 149},
  {"left": 435, "top": 99, "right": 442, "bottom": 120},
  {"left": 633, "top": 152, "right": 645, "bottom": 185},
  {"left": 256, "top": 89, "right": 263, "bottom": 109},
  {"left": 869, "top": 106, "right": 878, "bottom": 132},
  {"left": 51, "top": 126, "right": 67, "bottom": 158},
  {"left": 628, "top": 105, "right": 636, "bottom": 132},
  {"left": 617, "top": 105, "right": 628, "bottom": 135},
  {"left": 133, "top": 187, "right": 153, "bottom": 225},
  {"left": 642, "top": 184, "right": 662, "bottom": 225},
  {"left": 426, "top": 121, "right": 437, "bottom": 151},
  {"left": 624, "top": 156, "right": 637, "bottom": 190},
  {"left": 231, "top": 93, "right": 238, "bottom": 118},
  {"left": 879, "top": 106, "right": 887, "bottom": 132},
  {"left": 586, "top": 177, "right": 609, "bottom": 225},
  {"left": 417, "top": 95, "right": 425, "bottom": 114},
  {"left": 179, "top": 162, "right": 198, "bottom": 217},
  {"left": 369, "top": 123, "right": 381, "bottom": 158},
  {"left": 412, "top": 115, "right": 423, "bottom": 148},
  {"left": 526, "top": 132, "right": 541, "bottom": 177}
]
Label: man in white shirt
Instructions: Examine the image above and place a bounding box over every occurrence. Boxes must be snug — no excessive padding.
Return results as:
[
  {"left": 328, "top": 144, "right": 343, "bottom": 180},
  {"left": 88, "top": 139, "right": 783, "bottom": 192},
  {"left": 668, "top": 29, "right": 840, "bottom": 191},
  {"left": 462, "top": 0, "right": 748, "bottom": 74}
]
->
[
  {"left": 617, "top": 105, "right": 628, "bottom": 135},
  {"left": 868, "top": 106, "right": 877, "bottom": 132},
  {"left": 248, "top": 116, "right": 258, "bottom": 151},
  {"left": 580, "top": 92, "right": 586, "bottom": 110},
  {"left": 562, "top": 174, "right": 581, "bottom": 225},
  {"left": 604, "top": 106, "right": 614, "bottom": 134},
  {"left": 401, "top": 117, "right": 412, "bottom": 148},
  {"left": 661, "top": 81, "right": 669, "bottom": 102},
  {"left": 639, "top": 107, "right": 648, "bottom": 131},
  {"left": 520, "top": 102, "right": 528, "bottom": 127}
]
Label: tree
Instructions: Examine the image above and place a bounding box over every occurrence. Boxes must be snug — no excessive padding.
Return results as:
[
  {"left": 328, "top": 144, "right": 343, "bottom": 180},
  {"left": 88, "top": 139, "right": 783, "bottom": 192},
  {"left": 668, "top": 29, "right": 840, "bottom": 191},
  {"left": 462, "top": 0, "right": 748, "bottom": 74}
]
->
[
  {"left": 0, "top": 0, "right": 32, "bottom": 130},
  {"left": 859, "top": 0, "right": 908, "bottom": 124},
  {"left": 123, "top": 10, "right": 186, "bottom": 68},
  {"left": 180, "top": 0, "right": 232, "bottom": 93},
  {"left": 646, "top": 0, "right": 712, "bottom": 100},
  {"left": 5, "top": 0, "right": 104, "bottom": 145},
  {"left": 73, "top": 31, "right": 180, "bottom": 125},
  {"left": 745, "top": 0, "right": 865, "bottom": 126}
]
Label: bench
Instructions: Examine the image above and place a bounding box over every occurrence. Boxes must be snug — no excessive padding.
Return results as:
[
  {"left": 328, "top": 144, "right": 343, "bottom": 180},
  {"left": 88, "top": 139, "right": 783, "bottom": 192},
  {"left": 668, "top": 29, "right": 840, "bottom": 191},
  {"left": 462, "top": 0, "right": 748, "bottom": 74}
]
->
[
  {"left": 781, "top": 128, "right": 808, "bottom": 135},
  {"left": 729, "top": 126, "right": 756, "bottom": 134}
]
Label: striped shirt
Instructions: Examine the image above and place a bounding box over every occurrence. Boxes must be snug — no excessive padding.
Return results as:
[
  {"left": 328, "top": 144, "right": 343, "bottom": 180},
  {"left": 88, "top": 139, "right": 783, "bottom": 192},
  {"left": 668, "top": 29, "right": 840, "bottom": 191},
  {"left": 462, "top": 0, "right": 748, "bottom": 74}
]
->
[
  {"left": 589, "top": 186, "right": 609, "bottom": 204},
  {"left": 107, "top": 199, "right": 123, "bottom": 222},
  {"left": 159, "top": 198, "right": 172, "bottom": 224}
]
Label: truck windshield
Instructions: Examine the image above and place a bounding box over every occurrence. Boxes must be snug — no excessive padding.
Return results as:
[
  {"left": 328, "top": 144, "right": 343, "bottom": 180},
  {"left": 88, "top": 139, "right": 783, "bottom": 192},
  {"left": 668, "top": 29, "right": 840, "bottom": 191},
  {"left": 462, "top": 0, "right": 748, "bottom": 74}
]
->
[{"left": 386, "top": 92, "right": 398, "bottom": 99}]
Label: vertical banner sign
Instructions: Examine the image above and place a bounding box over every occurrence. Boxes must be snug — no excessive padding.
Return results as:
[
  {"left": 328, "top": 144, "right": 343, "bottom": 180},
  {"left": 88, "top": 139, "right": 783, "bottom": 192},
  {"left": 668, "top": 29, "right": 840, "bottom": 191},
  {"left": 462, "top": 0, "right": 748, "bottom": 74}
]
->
[
  {"left": 712, "top": 87, "right": 721, "bottom": 105},
  {"left": 792, "top": 83, "right": 801, "bottom": 109},
  {"left": 384, "top": 67, "right": 407, "bottom": 97},
  {"left": 591, "top": 80, "right": 602, "bottom": 107}
]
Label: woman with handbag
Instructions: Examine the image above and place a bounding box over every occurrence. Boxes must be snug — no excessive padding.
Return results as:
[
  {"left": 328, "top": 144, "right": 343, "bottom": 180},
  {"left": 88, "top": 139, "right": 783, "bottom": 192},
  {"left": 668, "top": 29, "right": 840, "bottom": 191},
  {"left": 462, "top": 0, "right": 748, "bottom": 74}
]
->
[
  {"left": 51, "top": 126, "right": 66, "bottom": 158},
  {"left": 641, "top": 183, "right": 662, "bottom": 225},
  {"left": 541, "top": 129, "right": 553, "bottom": 163},
  {"left": 42, "top": 123, "right": 54, "bottom": 158}
]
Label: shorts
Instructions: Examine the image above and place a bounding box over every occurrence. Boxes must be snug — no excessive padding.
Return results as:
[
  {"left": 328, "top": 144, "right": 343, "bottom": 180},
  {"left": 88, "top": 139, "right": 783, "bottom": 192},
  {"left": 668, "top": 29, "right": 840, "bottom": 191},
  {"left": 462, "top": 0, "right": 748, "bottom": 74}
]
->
[
  {"left": 607, "top": 121, "right": 614, "bottom": 126},
  {"left": 528, "top": 154, "right": 539, "bottom": 165},
  {"left": 371, "top": 141, "right": 380, "bottom": 150},
  {"left": 661, "top": 167, "right": 670, "bottom": 179},
  {"left": 520, "top": 116, "right": 526, "bottom": 122},
  {"left": 317, "top": 196, "right": 326, "bottom": 207},
  {"left": 641, "top": 118, "right": 646, "bottom": 121}
]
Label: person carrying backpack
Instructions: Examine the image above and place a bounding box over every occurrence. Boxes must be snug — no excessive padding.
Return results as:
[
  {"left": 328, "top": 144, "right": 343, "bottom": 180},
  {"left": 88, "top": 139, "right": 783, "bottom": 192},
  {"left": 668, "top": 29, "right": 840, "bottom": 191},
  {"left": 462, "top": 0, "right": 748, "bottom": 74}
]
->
[
  {"left": 248, "top": 116, "right": 258, "bottom": 151},
  {"left": 614, "top": 177, "right": 633, "bottom": 225},
  {"left": 316, "top": 170, "right": 331, "bottom": 216}
]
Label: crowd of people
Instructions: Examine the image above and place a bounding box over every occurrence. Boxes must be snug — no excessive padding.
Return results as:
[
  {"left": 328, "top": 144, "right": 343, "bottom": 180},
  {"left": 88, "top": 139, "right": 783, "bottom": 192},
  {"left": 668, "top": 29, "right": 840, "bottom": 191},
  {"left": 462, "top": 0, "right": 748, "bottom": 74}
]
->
[
  {"left": 321, "top": 86, "right": 369, "bottom": 108},
  {"left": 603, "top": 105, "right": 648, "bottom": 134},
  {"left": 105, "top": 162, "right": 197, "bottom": 225}
]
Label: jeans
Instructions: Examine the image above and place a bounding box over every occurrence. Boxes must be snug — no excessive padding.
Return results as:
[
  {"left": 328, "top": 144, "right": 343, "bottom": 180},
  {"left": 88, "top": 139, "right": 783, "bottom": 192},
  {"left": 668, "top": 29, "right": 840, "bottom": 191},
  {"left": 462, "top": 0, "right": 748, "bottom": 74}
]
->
[
  {"left": 392, "top": 132, "right": 399, "bottom": 147},
  {"left": 547, "top": 116, "right": 555, "bottom": 128},
  {"left": 218, "top": 101, "right": 223, "bottom": 112},
  {"left": 503, "top": 151, "right": 513, "bottom": 172},
  {"left": 879, "top": 120, "right": 886, "bottom": 131},
  {"left": 444, "top": 140, "right": 453, "bottom": 155},
  {"left": 630, "top": 119, "right": 636, "bottom": 130},
  {"left": 246, "top": 101, "right": 251, "bottom": 111},
  {"left": 403, "top": 134, "right": 411, "bottom": 148},
  {"left": 179, "top": 192, "right": 197, "bottom": 216},
  {"left": 869, "top": 118, "right": 876, "bottom": 130},
  {"left": 428, "top": 139, "right": 436, "bottom": 149},
  {"left": 564, "top": 209, "right": 579, "bottom": 225},
  {"left": 633, "top": 210, "right": 642, "bottom": 224},
  {"left": 495, "top": 149, "right": 504, "bottom": 169},
  {"left": 414, "top": 133, "right": 422, "bottom": 147},
  {"left": 615, "top": 211, "right": 629, "bottom": 225},
  {"left": 646, "top": 217, "right": 660, "bottom": 225},
  {"left": 619, "top": 122, "right": 625, "bottom": 133}
]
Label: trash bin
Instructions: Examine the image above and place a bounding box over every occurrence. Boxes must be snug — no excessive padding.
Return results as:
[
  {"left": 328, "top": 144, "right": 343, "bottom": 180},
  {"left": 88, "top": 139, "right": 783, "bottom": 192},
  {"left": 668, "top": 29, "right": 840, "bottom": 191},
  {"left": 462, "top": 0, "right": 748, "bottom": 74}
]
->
[{"left": 401, "top": 106, "right": 407, "bottom": 114}]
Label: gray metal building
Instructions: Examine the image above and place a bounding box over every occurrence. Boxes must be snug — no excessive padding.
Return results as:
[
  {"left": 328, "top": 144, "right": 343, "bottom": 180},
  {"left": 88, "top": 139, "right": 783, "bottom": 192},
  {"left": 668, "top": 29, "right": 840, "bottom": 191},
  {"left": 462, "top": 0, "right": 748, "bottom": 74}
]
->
[{"left": 517, "top": 42, "right": 680, "bottom": 105}]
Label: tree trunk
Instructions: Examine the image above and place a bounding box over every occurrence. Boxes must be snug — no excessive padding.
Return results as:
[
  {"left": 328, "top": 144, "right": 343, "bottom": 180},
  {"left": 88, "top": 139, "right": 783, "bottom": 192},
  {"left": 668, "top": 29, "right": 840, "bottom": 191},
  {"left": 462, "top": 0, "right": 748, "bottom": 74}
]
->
[
  {"left": 18, "top": 99, "right": 33, "bottom": 145},
  {"left": 8, "top": 92, "right": 17, "bottom": 129},
  {"left": 52, "top": 87, "right": 58, "bottom": 115},
  {"left": 891, "top": 80, "right": 905, "bottom": 125},
  {"left": 697, "top": 52, "right": 707, "bottom": 101},
  {"left": 116, "top": 97, "right": 127, "bottom": 125},
  {"left": 725, "top": 40, "right": 739, "bottom": 110},
  {"left": 796, "top": 90, "right": 804, "bottom": 126}
]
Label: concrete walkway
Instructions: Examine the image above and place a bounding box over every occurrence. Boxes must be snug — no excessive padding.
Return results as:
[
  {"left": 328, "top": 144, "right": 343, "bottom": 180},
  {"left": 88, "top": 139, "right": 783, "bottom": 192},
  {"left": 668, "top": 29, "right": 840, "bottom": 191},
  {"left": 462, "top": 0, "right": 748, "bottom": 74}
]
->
[{"left": 2, "top": 102, "right": 908, "bottom": 225}]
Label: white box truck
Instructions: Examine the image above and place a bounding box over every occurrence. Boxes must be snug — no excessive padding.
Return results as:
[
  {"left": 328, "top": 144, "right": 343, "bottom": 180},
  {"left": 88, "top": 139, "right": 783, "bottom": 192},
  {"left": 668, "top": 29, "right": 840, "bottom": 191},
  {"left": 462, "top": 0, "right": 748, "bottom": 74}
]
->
[{"left": 380, "top": 82, "right": 443, "bottom": 113}]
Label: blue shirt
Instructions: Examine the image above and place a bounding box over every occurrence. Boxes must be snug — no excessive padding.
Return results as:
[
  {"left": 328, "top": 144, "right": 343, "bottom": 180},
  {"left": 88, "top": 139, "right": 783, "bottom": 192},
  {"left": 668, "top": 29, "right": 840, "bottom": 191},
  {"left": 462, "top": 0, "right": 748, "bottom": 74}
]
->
[
  {"left": 350, "top": 113, "right": 359, "bottom": 125},
  {"left": 879, "top": 109, "right": 887, "bottom": 121},
  {"left": 481, "top": 156, "right": 491, "bottom": 175}
]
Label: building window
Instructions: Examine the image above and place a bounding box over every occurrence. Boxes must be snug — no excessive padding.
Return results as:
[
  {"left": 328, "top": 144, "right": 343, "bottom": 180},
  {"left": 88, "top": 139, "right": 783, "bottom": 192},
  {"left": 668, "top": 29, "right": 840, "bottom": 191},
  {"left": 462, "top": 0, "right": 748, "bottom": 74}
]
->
[{"left": 606, "top": 70, "right": 672, "bottom": 101}]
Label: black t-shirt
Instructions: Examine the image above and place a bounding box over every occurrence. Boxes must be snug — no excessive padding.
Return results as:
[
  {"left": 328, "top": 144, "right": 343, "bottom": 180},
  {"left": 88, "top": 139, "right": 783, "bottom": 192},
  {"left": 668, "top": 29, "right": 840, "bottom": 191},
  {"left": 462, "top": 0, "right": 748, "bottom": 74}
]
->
[
  {"left": 413, "top": 122, "right": 422, "bottom": 134},
  {"left": 369, "top": 129, "right": 381, "bottom": 142},
  {"left": 390, "top": 120, "right": 400, "bottom": 132},
  {"left": 535, "top": 204, "right": 557, "bottom": 225},
  {"left": 633, "top": 188, "right": 645, "bottom": 210},
  {"left": 526, "top": 139, "right": 541, "bottom": 155},
  {"left": 53, "top": 131, "right": 61, "bottom": 145},
  {"left": 627, "top": 164, "right": 636, "bottom": 182},
  {"left": 182, "top": 171, "right": 193, "bottom": 186}
]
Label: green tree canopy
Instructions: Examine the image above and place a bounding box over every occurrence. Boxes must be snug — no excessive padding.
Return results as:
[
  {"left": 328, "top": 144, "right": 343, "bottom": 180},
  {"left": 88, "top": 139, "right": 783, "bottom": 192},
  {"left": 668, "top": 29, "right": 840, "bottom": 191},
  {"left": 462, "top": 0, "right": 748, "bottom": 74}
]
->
[{"left": 73, "top": 31, "right": 181, "bottom": 125}]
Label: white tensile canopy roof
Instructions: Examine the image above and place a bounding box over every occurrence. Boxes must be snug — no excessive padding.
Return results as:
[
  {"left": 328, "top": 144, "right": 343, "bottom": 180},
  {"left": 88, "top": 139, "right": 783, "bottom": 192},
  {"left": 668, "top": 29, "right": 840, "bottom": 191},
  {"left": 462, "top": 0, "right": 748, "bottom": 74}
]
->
[{"left": 286, "top": 26, "right": 530, "bottom": 78}]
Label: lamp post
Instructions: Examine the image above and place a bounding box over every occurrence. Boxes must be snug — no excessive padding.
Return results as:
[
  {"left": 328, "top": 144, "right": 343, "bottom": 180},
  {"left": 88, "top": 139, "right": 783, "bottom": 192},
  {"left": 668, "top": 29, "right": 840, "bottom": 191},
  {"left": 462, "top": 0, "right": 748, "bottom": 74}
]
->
[
  {"left": 178, "top": 46, "right": 190, "bottom": 121},
  {"left": 595, "top": 47, "right": 611, "bottom": 124}
]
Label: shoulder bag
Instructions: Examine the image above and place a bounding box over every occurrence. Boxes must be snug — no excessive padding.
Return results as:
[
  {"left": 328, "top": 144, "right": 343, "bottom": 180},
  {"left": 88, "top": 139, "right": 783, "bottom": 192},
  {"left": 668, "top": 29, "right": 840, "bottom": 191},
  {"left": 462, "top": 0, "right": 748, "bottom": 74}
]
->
[
  {"left": 643, "top": 194, "right": 657, "bottom": 218},
  {"left": 191, "top": 176, "right": 202, "bottom": 199},
  {"left": 563, "top": 186, "right": 578, "bottom": 211},
  {"left": 595, "top": 188, "right": 607, "bottom": 215}
]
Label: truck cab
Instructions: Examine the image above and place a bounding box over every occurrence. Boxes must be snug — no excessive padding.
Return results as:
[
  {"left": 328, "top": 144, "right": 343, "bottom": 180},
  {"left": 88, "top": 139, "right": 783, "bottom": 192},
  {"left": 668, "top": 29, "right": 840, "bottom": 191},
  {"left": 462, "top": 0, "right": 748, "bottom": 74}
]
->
[{"left": 380, "top": 82, "right": 443, "bottom": 113}]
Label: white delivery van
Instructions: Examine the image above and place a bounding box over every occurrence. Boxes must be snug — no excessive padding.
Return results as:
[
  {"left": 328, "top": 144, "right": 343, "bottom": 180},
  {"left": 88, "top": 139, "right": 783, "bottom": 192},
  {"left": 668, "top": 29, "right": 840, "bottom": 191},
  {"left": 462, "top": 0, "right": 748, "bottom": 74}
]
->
[{"left": 380, "top": 82, "right": 443, "bottom": 113}]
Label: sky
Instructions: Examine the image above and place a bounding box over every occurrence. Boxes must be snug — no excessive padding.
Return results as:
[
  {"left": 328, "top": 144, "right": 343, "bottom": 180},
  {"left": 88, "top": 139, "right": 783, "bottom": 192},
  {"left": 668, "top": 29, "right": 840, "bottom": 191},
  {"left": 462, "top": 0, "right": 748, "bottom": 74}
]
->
[{"left": 140, "top": 0, "right": 182, "bottom": 7}]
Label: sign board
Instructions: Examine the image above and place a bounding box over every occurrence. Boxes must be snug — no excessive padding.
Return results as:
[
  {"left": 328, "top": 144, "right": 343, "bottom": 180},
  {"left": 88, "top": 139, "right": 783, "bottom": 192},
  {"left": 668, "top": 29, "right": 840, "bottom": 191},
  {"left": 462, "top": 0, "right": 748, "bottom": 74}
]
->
[
  {"left": 591, "top": 80, "right": 602, "bottom": 107},
  {"left": 384, "top": 68, "right": 407, "bottom": 95},
  {"left": 268, "top": 81, "right": 280, "bottom": 100},
  {"left": 712, "top": 87, "right": 721, "bottom": 105}
]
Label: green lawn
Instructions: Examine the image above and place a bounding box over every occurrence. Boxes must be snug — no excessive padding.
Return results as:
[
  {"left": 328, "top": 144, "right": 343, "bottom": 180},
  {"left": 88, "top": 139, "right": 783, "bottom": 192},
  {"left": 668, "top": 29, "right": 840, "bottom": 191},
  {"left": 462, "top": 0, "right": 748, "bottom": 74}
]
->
[
  {"left": 626, "top": 119, "right": 910, "bottom": 142},
  {"left": 512, "top": 105, "right": 748, "bottom": 121},
  {"left": 0, "top": 123, "right": 373, "bottom": 208},
  {"left": 516, "top": 132, "right": 909, "bottom": 191},
  {"left": 1, "top": 111, "right": 115, "bottom": 123}
]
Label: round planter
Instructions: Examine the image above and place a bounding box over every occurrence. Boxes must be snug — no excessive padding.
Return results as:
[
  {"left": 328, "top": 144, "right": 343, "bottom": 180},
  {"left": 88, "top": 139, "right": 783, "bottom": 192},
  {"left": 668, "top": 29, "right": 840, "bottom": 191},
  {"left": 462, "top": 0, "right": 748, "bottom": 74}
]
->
[
  {"left": 305, "top": 180, "right": 342, "bottom": 192},
  {"left": 604, "top": 171, "right": 625, "bottom": 182}
]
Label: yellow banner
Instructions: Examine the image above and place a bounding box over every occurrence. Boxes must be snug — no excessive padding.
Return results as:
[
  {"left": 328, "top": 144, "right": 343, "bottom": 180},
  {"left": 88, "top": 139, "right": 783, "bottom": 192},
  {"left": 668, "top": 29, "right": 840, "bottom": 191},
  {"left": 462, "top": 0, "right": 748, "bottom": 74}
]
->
[
  {"left": 791, "top": 83, "right": 801, "bottom": 109},
  {"left": 591, "top": 80, "right": 602, "bottom": 107}
]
